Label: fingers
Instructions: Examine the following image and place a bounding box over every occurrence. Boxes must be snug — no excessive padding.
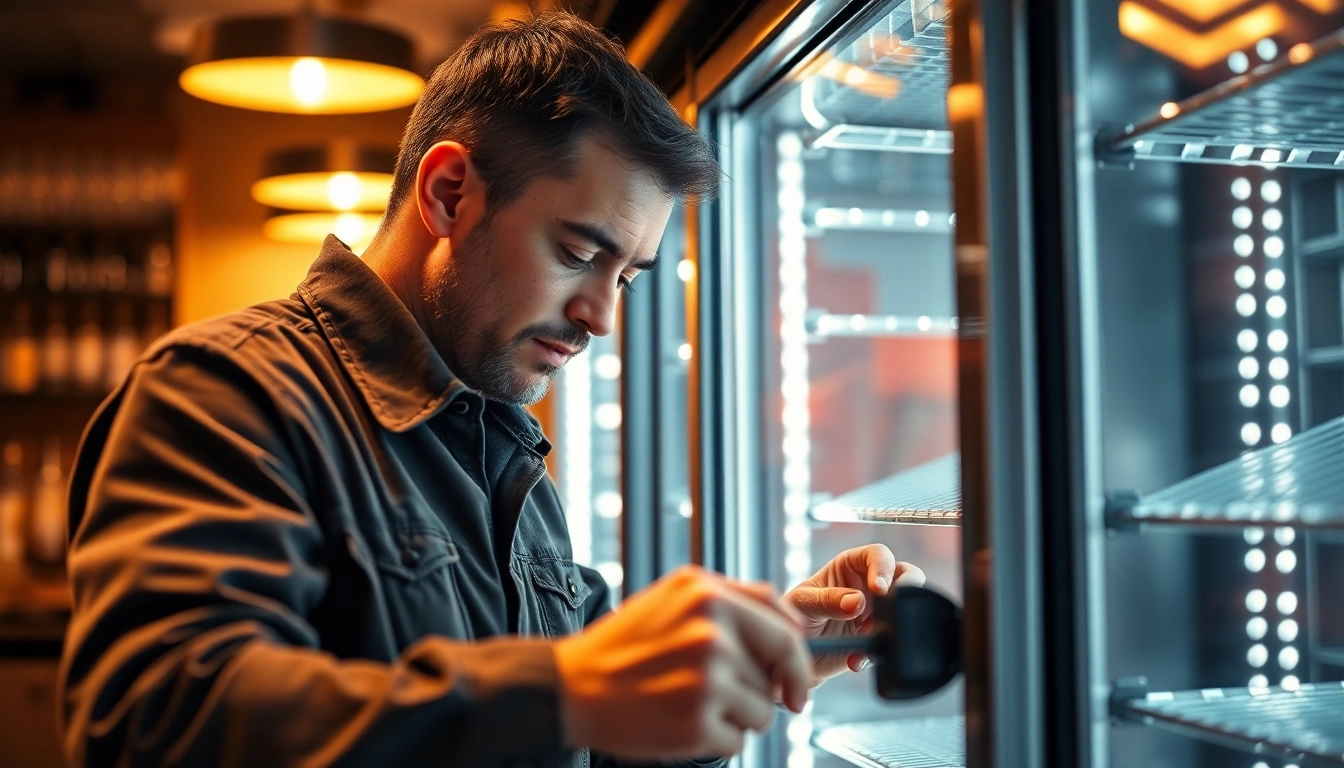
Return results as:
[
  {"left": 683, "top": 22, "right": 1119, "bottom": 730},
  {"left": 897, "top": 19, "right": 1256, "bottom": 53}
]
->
[
  {"left": 787, "top": 585, "right": 866, "bottom": 621},
  {"left": 729, "top": 579, "right": 806, "bottom": 626},
  {"left": 892, "top": 561, "right": 927, "bottom": 588},
  {"left": 714, "top": 588, "right": 812, "bottom": 713},
  {"left": 720, "top": 670, "right": 778, "bottom": 734}
]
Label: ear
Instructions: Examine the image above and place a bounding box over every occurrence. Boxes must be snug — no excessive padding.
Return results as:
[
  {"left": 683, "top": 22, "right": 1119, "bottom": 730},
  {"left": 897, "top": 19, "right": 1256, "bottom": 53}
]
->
[{"left": 414, "top": 141, "right": 479, "bottom": 238}]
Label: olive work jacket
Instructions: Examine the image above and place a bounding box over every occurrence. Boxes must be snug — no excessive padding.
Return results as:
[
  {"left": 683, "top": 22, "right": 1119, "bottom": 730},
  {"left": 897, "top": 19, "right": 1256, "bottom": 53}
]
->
[{"left": 58, "top": 236, "right": 727, "bottom": 768}]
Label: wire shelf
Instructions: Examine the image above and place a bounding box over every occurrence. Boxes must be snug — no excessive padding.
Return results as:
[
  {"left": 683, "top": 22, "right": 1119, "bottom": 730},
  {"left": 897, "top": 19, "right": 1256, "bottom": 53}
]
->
[
  {"left": 1111, "top": 416, "right": 1344, "bottom": 530},
  {"left": 1102, "top": 27, "right": 1344, "bottom": 170},
  {"left": 808, "top": 0, "right": 950, "bottom": 132},
  {"left": 1122, "top": 683, "right": 1344, "bottom": 765},
  {"left": 812, "top": 452, "right": 960, "bottom": 526},
  {"left": 814, "top": 717, "right": 965, "bottom": 768}
]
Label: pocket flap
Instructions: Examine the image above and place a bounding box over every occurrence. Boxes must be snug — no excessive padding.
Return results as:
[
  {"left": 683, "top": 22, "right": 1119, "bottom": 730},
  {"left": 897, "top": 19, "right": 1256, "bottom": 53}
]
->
[
  {"left": 528, "top": 559, "right": 592, "bottom": 610},
  {"left": 375, "top": 529, "right": 461, "bottom": 582}
]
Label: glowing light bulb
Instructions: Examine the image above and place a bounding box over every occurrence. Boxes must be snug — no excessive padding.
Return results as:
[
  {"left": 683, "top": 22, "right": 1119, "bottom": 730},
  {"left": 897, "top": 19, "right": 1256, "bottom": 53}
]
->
[
  {"left": 335, "top": 212, "right": 367, "bottom": 244},
  {"left": 326, "top": 172, "right": 362, "bottom": 211},
  {"left": 290, "top": 58, "right": 328, "bottom": 107}
]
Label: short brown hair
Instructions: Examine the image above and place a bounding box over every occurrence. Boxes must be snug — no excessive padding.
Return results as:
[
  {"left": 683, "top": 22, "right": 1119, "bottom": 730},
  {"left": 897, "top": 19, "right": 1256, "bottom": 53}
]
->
[{"left": 387, "top": 12, "right": 719, "bottom": 216}]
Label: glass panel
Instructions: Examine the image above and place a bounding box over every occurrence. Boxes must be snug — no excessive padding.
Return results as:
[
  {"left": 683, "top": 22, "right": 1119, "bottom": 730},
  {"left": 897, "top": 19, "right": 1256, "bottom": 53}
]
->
[
  {"left": 655, "top": 208, "right": 695, "bottom": 572},
  {"left": 721, "top": 2, "right": 961, "bottom": 766}
]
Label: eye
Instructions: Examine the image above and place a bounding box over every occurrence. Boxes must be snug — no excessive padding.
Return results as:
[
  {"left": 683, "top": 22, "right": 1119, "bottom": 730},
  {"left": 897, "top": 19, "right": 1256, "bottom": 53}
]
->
[
  {"left": 559, "top": 246, "right": 591, "bottom": 269},
  {"left": 618, "top": 275, "right": 636, "bottom": 295}
]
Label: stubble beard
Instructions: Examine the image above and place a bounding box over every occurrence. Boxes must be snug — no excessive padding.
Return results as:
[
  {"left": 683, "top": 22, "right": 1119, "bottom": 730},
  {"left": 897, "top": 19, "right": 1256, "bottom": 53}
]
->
[{"left": 422, "top": 223, "right": 562, "bottom": 406}]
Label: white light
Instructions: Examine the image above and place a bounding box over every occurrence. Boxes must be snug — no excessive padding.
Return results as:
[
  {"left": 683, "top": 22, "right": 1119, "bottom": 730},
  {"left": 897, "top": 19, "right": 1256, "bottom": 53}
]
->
[
  {"left": 880, "top": 210, "right": 896, "bottom": 226},
  {"left": 914, "top": 210, "right": 930, "bottom": 227},
  {"left": 1247, "top": 643, "right": 1268, "bottom": 668},
  {"left": 1247, "top": 616, "right": 1268, "bottom": 640},
  {"left": 677, "top": 259, "right": 696, "bottom": 282},
  {"left": 1234, "top": 234, "right": 1254, "bottom": 256},
  {"left": 1247, "top": 589, "right": 1268, "bottom": 613},
  {"left": 1262, "top": 149, "right": 1283, "bottom": 164},
  {"left": 334, "top": 212, "right": 368, "bottom": 245},
  {"left": 1237, "top": 329, "right": 1258, "bottom": 352},
  {"left": 1236, "top": 294, "right": 1257, "bottom": 317},
  {"left": 1261, "top": 180, "right": 1282, "bottom": 203},
  {"left": 594, "top": 403, "right": 622, "bottom": 430},
  {"left": 917, "top": 315, "right": 932, "bottom": 331},
  {"left": 1268, "top": 357, "right": 1289, "bottom": 379},
  {"left": 1239, "top": 356, "right": 1260, "bottom": 379},
  {"left": 326, "top": 172, "right": 362, "bottom": 210},
  {"left": 847, "top": 207, "right": 864, "bottom": 225},
  {"left": 1276, "top": 549, "right": 1297, "bottom": 572},
  {"left": 595, "top": 491, "right": 623, "bottom": 519},
  {"left": 1240, "top": 384, "right": 1261, "bottom": 407},
  {"left": 787, "top": 748, "right": 815, "bottom": 768},
  {"left": 1249, "top": 674, "right": 1269, "bottom": 689},
  {"left": 785, "top": 550, "right": 811, "bottom": 575},
  {"left": 1265, "top": 268, "right": 1285, "bottom": 291},
  {"left": 1277, "top": 591, "right": 1298, "bottom": 614},
  {"left": 949, "top": 213, "right": 957, "bottom": 225},
  {"left": 595, "top": 354, "right": 622, "bottom": 380},
  {"left": 1228, "top": 51, "right": 1250, "bottom": 73},
  {"left": 1267, "top": 329, "right": 1288, "bottom": 352},
  {"left": 1244, "top": 548, "right": 1265, "bottom": 572},
  {"left": 1266, "top": 295, "right": 1286, "bottom": 318},
  {"left": 1231, "top": 178, "right": 1252, "bottom": 200},
  {"left": 561, "top": 353, "right": 593, "bottom": 567},
  {"left": 1278, "top": 618, "right": 1299, "bottom": 642},
  {"left": 787, "top": 716, "right": 813, "bottom": 743},
  {"left": 677, "top": 343, "right": 692, "bottom": 361},
  {"left": 1269, "top": 385, "right": 1290, "bottom": 408},
  {"left": 1242, "top": 422, "right": 1262, "bottom": 446},
  {"left": 1272, "top": 423, "right": 1292, "bottom": 444},
  {"left": 679, "top": 499, "right": 693, "bottom": 519},
  {"left": 1263, "top": 208, "right": 1283, "bottom": 231},
  {"left": 778, "top": 133, "right": 803, "bottom": 155},
  {"left": 290, "top": 58, "right": 328, "bottom": 106},
  {"left": 1274, "top": 526, "right": 1295, "bottom": 546},
  {"left": 1244, "top": 527, "right": 1265, "bottom": 544},
  {"left": 785, "top": 521, "right": 811, "bottom": 547},
  {"left": 1265, "top": 236, "right": 1284, "bottom": 258},
  {"left": 1232, "top": 206, "right": 1253, "bottom": 228},
  {"left": 1282, "top": 675, "right": 1301, "bottom": 691},
  {"left": 596, "top": 561, "right": 624, "bottom": 589},
  {"left": 1234, "top": 265, "right": 1256, "bottom": 288},
  {"left": 1256, "top": 37, "right": 1278, "bottom": 61}
]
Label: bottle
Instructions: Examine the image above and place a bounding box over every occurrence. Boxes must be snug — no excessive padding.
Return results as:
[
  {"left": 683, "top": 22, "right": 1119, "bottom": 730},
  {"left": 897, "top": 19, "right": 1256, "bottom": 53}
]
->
[
  {"left": 72, "top": 300, "right": 104, "bottom": 392},
  {"left": 44, "top": 243, "right": 68, "bottom": 292},
  {"left": 145, "top": 238, "right": 173, "bottom": 296},
  {"left": 3, "top": 301, "right": 41, "bottom": 394},
  {"left": 41, "top": 302, "right": 72, "bottom": 392},
  {"left": 0, "top": 440, "right": 26, "bottom": 570},
  {"left": 105, "top": 301, "right": 139, "bottom": 390},
  {"left": 27, "top": 438, "right": 65, "bottom": 567},
  {"left": 0, "top": 244, "right": 22, "bottom": 292},
  {"left": 100, "top": 236, "right": 128, "bottom": 294}
]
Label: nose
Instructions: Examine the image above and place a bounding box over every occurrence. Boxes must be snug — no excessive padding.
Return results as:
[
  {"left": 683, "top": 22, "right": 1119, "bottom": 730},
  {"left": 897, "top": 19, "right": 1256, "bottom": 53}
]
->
[{"left": 566, "top": 279, "right": 620, "bottom": 338}]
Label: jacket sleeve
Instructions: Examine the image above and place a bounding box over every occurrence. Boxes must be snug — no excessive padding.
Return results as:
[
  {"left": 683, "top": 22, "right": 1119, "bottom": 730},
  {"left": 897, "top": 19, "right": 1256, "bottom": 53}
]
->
[
  {"left": 59, "top": 345, "right": 570, "bottom": 768},
  {"left": 576, "top": 567, "right": 729, "bottom": 768}
]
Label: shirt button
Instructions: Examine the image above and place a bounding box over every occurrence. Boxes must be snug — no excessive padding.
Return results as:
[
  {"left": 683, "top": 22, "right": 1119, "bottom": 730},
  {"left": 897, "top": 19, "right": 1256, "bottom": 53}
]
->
[
  {"left": 402, "top": 548, "right": 419, "bottom": 567},
  {"left": 451, "top": 400, "right": 470, "bottom": 415},
  {"left": 568, "top": 578, "right": 578, "bottom": 596}
]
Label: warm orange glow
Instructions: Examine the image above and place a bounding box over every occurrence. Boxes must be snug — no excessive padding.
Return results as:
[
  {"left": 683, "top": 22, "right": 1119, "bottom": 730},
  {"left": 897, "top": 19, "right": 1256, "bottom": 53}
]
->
[
  {"left": 1150, "top": 0, "right": 1254, "bottom": 23},
  {"left": 180, "top": 56, "right": 423, "bottom": 114},
  {"left": 947, "top": 83, "right": 984, "bottom": 122},
  {"left": 263, "top": 211, "right": 383, "bottom": 251},
  {"left": 820, "top": 60, "right": 901, "bottom": 100},
  {"left": 1160, "top": 101, "right": 1181, "bottom": 118},
  {"left": 1119, "top": 1, "right": 1287, "bottom": 69},
  {"left": 1288, "top": 42, "right": 1314, "bottom": 63},
  {"left": 251, "top": 171, "right": 393, "bottom": 211},
  {"left": 1296, "top": 0, "right": 1341, "bottom": 11}
]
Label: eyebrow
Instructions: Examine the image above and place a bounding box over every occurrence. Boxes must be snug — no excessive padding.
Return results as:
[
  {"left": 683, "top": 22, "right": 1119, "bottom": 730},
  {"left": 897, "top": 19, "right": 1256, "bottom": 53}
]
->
[{"left": 559, "top": 220, "right": 659, "bottom": 271}]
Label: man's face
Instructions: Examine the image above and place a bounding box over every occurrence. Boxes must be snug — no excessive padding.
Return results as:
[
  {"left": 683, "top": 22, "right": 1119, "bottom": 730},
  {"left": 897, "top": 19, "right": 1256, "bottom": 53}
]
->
[{"left": 423, "top": 138, "right": 674, "bottom": 405}]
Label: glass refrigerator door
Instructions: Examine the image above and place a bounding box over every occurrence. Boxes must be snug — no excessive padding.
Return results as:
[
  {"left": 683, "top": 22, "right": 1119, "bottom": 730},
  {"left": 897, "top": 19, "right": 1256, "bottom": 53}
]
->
[{"left": 691, "top": 3, "right": 984, "bottom": 766}]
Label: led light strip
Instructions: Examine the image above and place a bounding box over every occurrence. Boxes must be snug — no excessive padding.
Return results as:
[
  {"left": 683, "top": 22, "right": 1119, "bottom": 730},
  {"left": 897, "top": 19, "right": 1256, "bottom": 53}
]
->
[
  {"left": 777, "top": 131, "right": 815, "bottom": 768},
  {"left": 562, "top": 353, "right": 594, "bottom": 567}
]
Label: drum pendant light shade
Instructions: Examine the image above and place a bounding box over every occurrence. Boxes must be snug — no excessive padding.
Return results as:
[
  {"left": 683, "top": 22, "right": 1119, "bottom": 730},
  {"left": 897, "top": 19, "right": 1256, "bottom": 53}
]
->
[
  {"left": 264, "top": 210, "right": 384, "bottom": 247},
  {"left": 252, "top": 144, "right": 395, "bottom": 211},
  {"left": 180, "top": 15, "right": 423, "bottom": 114}
]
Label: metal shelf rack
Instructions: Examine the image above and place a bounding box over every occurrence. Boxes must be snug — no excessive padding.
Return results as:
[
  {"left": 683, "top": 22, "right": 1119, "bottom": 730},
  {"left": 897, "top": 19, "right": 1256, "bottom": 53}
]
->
[
  {"left": 1108, "top": 417, "right": 1344, "bottom": 530},
  {"left": 814, "top": 716, "right": 965, "bottom": 768},
  {"left": 1100, "top": 27, "right": 1344, "bottom": 170},
  {"left": 1117, "top": 682, "right": 1344, "bottom": 765},
  {"left": 811, "top": 452, "right": 960, "bottom": 525}
]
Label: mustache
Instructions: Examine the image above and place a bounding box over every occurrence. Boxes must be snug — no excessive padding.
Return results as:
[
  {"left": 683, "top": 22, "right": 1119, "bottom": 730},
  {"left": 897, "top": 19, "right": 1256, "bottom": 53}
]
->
[{"left": 516, "top": 323, "right": 590, "bottom": 354}]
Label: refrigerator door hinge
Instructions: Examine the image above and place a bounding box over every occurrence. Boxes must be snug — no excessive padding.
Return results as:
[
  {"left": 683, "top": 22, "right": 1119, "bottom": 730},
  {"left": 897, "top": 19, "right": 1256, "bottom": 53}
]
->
[
  {"left": 1095, "top": 124, "right": 1136, "bottom": 170},
  {"left": 1109, "top": 676, "right": 1150, "bottom": 725},
  {"left": 1104, "top": 490, "right": 1144, "bottom": 534}
]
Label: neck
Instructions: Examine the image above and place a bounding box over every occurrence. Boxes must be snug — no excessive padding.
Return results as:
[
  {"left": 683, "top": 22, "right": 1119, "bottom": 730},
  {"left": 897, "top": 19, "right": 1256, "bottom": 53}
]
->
[{"left": 360, "top": 207, "right": 439, "bottom": 336}]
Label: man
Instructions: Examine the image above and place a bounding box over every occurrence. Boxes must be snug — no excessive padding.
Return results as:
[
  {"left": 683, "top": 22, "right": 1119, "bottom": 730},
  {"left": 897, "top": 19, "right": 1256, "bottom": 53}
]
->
[{"left": 59, "top": 13, "right": 924, "bottom": 767}]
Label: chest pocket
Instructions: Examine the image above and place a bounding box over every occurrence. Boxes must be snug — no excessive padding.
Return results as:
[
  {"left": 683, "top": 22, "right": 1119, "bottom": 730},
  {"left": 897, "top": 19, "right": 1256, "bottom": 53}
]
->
[
  {"left": 523, "top": 557, "right": 592, "bottom": 638},
  {"left": 362, "top": 525, "right": 471, "bottom": 644}
]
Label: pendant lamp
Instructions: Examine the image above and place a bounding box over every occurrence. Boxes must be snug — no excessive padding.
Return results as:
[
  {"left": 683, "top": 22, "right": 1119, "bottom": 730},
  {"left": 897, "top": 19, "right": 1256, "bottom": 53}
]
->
[
  {"left": 252, "top": 143, "right": 395, "bottom": 211},
  {"left": 180, "top": 13, "right": 423, "bottom": 114},
  {"left": 263, "top": 210, "right": 384, "bottom": 248}
]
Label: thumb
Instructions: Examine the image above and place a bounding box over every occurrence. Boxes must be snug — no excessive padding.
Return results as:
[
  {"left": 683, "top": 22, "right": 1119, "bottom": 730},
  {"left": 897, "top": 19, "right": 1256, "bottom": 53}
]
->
[{"left": 788, "top": 586, "right": 865, "bottom": 620}]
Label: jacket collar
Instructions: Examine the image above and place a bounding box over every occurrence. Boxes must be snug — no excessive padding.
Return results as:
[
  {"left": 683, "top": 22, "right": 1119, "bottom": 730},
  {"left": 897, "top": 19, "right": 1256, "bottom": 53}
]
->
[{"left": 297, "top": 236, "right": 466, "bottom": 433}]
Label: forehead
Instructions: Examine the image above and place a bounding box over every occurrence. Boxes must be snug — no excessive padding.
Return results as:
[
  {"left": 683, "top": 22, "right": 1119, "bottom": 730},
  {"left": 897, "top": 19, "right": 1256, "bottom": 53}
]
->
[{"left": 507, "top": 138, "right": 674, "bottom": 253}]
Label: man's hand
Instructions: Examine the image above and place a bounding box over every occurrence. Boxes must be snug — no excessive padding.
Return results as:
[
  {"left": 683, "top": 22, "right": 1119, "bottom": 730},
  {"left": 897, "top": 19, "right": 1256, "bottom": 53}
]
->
[
  {"left": 553, "top": 565, "right": 812, "bottom": 761},
  {"left": 784, "top": 544, "right": 926, "bottom": 683}
]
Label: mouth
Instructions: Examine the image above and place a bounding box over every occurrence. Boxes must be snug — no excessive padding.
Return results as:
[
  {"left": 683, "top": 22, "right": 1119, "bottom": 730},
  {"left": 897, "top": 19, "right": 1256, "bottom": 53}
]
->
[{"left": 533, "top": 338, "right": 576, "bottom": 366}]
